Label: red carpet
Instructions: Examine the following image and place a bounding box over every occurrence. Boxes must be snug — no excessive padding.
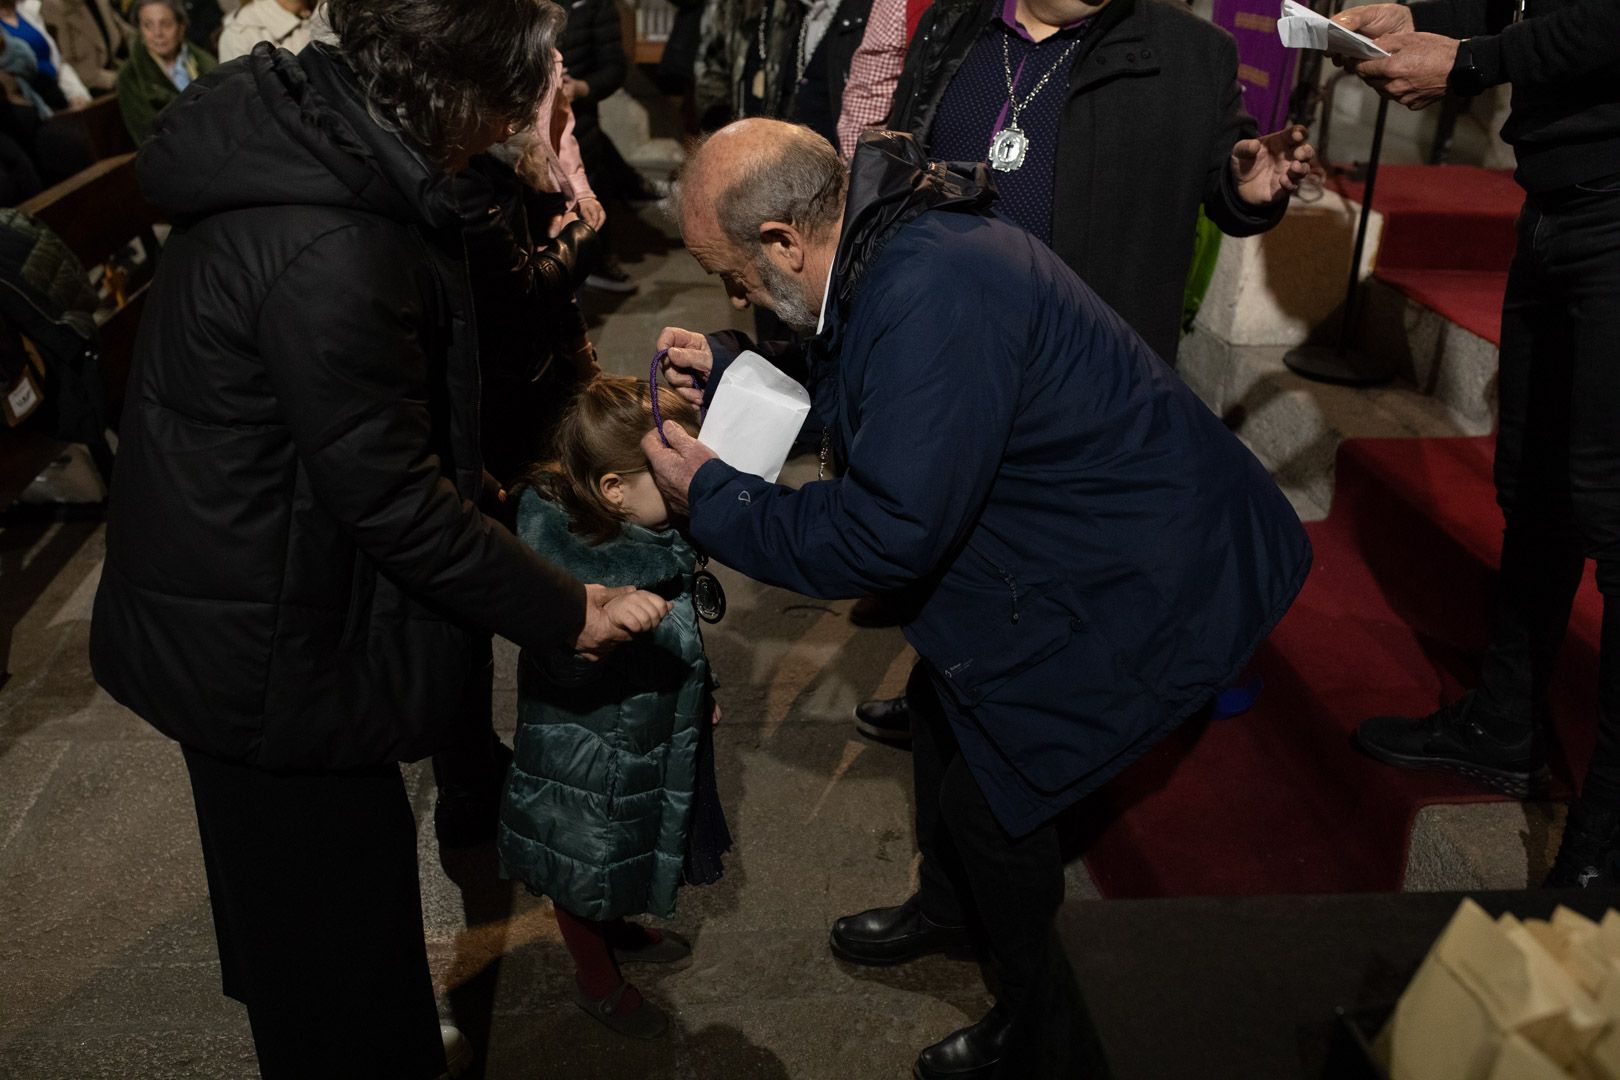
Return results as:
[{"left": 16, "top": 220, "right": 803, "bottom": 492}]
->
[
  {"left": 1080, "top": 436, "right": 1603, "bottom": 897},
  {"left": 1331, "top": 164, "right": 1521, "bottom": 345}
]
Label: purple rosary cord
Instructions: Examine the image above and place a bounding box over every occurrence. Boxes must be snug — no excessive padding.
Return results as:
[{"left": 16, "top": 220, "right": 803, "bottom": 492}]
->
[
  {"left": 650, "top": 346, "right": 708, "bottom": 449},
  {"left": 650, "top": 348, "right": 672, "bottom": 447}
]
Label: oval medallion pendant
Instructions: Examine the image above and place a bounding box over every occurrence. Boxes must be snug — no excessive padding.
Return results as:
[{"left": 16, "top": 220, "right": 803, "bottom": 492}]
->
[{"left": 694, "top": 569, "right": 727, "bottom": 623}]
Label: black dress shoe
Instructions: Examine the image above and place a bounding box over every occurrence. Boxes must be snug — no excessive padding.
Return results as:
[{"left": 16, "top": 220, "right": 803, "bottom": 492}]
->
[
  {"left": 855, "top": 696, "right": 913, "bottom": 743},
  {"left": 1355, "top": 691, "right": 1546, "bottom": 798},
  {"left": 914, "top": 1006, "right": 1011, "bottom": 1080},
  {"left": 829, "top": 897, "right": 972, "bottom": 966},
  {"left": 1546, "top": 799, "right": 1620, "bottom": 888}
]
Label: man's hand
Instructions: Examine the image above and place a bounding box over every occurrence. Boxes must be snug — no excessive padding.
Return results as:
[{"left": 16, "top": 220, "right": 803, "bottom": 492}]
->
[
  {"left": 576, "top": 196, "right": 607, "bottom": 231},
  {"left": 1230, "top": 125, "right": 1317, "bottom": 207},
  {"left": 562, "top": 74, "right": 589, "bottom": 102},
  {"left": 1332, "top": 3, "right": 1414, "bottom": 41},
  {"left": 656, "top": 326, "right": 713, "bottom": 407},
  {"left": 1349, "top": 32, "right": 1462, "bottom": 110},
  {"left": 640, "top": 423, "right": 718, "bottom": 519},
  {"left": 575, "top": 583, "right": 672, "bottom": 660}
]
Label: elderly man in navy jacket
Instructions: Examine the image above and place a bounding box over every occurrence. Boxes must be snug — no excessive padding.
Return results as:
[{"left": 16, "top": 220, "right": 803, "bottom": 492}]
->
[{"left": 645, "top": 119, "right": 1310, "bottom": 1079}]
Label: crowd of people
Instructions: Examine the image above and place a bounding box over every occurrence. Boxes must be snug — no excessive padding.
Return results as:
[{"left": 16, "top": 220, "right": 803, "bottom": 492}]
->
[{"left": 32, "top": 0, "right": 1613, "bottom": 1075}]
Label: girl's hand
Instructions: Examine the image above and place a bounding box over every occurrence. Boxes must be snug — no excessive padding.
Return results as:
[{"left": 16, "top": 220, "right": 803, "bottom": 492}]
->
[
  {"left": 605, "top": 589, "right": 672, "bottom": 635},
  {"left": 711, "top": 701, "right": 722, "bottom": 727},
  {"left": 576, "top": 584, "right": 671, "bottom": 659},
  {"left": 576, "top": 196, "right": 606, "bottom": 231}
]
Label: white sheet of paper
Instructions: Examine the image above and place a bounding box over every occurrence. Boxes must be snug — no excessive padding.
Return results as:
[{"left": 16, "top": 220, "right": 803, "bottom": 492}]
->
[
  {"left": 1277, "top": 0, "right": 1389, "bottom": 59},
  {"left": 696, "top": 351, "right": 812, "bottom": 484}
]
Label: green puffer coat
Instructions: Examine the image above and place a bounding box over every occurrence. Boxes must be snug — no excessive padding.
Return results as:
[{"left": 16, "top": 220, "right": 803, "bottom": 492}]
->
[{"left": 498, "top": 491, "right": 708, "bottom": 920}]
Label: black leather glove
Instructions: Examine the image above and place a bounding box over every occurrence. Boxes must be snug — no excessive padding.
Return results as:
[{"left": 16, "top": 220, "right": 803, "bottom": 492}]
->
[{"left": 532, "top": 219, "right": 602, "bottom": 298}]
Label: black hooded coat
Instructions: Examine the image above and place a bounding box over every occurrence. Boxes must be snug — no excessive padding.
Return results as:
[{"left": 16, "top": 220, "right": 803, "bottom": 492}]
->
[{"left": 90, "top": 42, "right": 586, "bottom": 770}]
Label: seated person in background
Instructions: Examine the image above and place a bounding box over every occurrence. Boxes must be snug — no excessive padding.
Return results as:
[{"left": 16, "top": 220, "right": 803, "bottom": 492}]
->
[
  {"left": 114, "top": 0, "right": 212, "bottom": 142},
  {"left": 0, "top": 0, "right": 90, "bottom": 109},
  {"left": 216, "top": 0, "right": 311, "bottom": 63},
  {"left": 42, "top": 0, "right": 132, "bottom": 94},
  {"left": 556, "top": 0, "right": 640, "bottom": 292},
  {"left": 0, "top": 26, "right": 93, "bottom": 183},
  {"left": 0, "top": 71, "right": 40, "bottom": 201}
]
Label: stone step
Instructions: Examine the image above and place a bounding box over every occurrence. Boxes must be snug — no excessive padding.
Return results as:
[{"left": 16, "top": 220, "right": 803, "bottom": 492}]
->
[
  {"left": 1403, "top": 802, "right": 1564, "bottom": 892},
  {"left": 1177, "top": 332, "right": 1489, "bottom": 522}
]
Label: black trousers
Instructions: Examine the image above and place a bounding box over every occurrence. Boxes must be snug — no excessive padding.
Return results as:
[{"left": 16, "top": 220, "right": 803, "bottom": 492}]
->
[
  {"left": 1478, "top": 179, "right": 1620, "bottom": 805},
  {"left": 183, "top": 747, "right": 447, "bottom": 1080},
  {"left": 909, "top": 663, "right": 1065, "bottom": 1010}
]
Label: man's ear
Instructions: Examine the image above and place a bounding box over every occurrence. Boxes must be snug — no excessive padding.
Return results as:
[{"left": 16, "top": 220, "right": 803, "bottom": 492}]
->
[
  {"left": 758, "top": 220, "right": 806, "bottom": 273},
  {"left": 597, "top": 472, "right": 626, "bottom": 508}
]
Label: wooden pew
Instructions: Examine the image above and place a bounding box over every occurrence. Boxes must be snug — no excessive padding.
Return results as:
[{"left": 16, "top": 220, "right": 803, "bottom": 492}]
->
[
  {"left": 20, "top": 152, "right": 160, "bottom": 431},
  {"left": 42, "top": 95, "right": 137, "bottom": 164},
  {"left": 1, "top": 152, "right": 160, "bottom": 509}
]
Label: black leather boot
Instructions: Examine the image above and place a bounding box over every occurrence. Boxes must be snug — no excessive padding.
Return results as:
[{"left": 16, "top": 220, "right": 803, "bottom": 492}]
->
[
  {"left": 829, "top": 896, "right": 973, "bottom": 966},
  {"left": 913, "top": 1006, "right": 1011, "bottom": 1080}
]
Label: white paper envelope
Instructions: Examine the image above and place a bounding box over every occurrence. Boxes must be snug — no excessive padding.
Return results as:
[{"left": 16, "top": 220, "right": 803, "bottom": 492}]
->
[
  {"left": 697, "top": 351, "right": 812, "bottom": 484},
  {"left": 1278, "top": 0, "right": 1389, "bottom": 59}
]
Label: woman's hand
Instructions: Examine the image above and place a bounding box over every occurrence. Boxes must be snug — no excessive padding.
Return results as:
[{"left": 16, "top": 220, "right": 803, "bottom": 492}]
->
[
  {"left": 711, "top": 700, "right": 722, "bottom": 726},
  {"left": 656, "top": 326, "right": 713, "bottom": 407}
]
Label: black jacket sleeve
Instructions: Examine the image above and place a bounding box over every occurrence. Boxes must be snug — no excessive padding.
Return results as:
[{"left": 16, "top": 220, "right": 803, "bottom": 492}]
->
[
  {"left": 256, "top": 225, "right": 587, "bottom": 654},
  {"left": 1409, "top": 0, "right": 1620, "bottom": 87},
  {"left": 1201, "top": 30, "right": 1286, "bottom": 238},
  {"left": 567, "top": 0, "right": 630, "bottom": 102}
]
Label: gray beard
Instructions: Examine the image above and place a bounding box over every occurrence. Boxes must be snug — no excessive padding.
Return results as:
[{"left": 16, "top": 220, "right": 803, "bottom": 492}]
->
[{"left": 755, "top": 255, "right": 820, "bottom": 333}]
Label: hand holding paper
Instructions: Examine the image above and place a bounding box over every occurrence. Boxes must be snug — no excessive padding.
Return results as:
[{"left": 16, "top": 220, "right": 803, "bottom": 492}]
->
[
  {"left": 694, "top": 352, "right": 812, "bottom": 484},
  {"left": 643, "top": 350, "right": 812, "bottom": 519},
  {"left": 1277, "top": 0, "right": 1389, "bottom": 59}
]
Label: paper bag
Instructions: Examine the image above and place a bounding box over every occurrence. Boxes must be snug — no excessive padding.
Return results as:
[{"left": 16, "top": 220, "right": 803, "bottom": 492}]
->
[
  {"left": 1379, "top": 900, "right": 1606, "bottom": 1079},
  {"left": 697, "top": 351, "right": 812, "bottom": 484}
]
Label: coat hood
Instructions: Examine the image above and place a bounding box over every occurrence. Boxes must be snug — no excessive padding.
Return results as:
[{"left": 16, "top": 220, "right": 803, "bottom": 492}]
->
[
  {"left": 136, "top": 41, "right": 490, "bottom": 231},
  {"left": 830, "top": 130, "right": 997, "bottom": 313},
  {"left": 517, "top": 491, "right": 696, "bottom": 592}
]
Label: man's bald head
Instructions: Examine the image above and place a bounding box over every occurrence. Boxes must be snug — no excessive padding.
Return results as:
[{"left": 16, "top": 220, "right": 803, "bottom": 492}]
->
[
  {"left": 676, "top": 119, "right": 848, "bottom": 252},
  {"left": 674, "top": 120, "right": 849, "bottom": 333}
]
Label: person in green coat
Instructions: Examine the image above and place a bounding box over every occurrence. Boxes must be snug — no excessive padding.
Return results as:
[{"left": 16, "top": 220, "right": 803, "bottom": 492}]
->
[
  {"left": 498, "top": 375, "right": 730, "bottom": 1041},
  {"left": 115, "top": 0, "right": 213, "bottom": 143}
]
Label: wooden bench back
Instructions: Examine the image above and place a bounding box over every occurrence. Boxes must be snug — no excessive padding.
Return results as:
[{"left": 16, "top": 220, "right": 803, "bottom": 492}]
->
[
  {"left": 42, "top": 95, "right": 137, "bottom": 164},
  {"left": 21, "top": 153, "right": 159, "bottom": 271},
  {"left": 6, "top": 152, "right": 162, "bottom": 477}
]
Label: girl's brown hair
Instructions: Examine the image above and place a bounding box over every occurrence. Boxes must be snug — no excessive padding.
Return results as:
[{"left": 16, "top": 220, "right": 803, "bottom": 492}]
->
[{"left": 525, "top": 375, "right": 701, "bottom": 544}]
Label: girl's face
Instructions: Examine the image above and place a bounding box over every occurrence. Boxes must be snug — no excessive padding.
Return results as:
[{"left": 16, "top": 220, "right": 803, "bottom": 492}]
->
[{"left": 599, "top": 468, "right": 672, "bottom": 530}]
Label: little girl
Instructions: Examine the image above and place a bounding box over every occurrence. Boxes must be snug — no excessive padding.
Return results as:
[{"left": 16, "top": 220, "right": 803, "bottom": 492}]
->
[{"left": 498, "top": 375, "right": 730, "bottom": 1040}]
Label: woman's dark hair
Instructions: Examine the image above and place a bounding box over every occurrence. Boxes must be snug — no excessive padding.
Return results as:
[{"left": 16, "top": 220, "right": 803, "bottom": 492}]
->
[
  {"left": 132, "top": 0, "right": 187, "bottom": 26},
  {"left": 326, "top": 0, "right": 564, "bottom": 168},
  {"left": 520, "top": 375, "right": 701, "bottom": 545}
]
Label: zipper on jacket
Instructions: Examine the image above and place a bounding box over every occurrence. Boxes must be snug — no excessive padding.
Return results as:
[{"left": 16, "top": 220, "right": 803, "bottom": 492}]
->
[
  {"left": 973, "top": 546, "right": 1020, "bottom": 624},
  {"left": 1000, "top": 567, "right": 1020, "bottom": 624}
]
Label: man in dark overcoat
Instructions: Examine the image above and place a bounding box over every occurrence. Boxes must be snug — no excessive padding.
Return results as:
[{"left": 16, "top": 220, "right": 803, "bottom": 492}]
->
[{"left": 644, "top": 118, "right": 1312, "bottom": 1079}]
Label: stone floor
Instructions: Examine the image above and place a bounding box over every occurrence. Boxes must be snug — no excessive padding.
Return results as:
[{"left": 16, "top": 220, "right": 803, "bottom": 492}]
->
[{"left": 0, "top": 205, "right": 1100, "bottom": 1080}]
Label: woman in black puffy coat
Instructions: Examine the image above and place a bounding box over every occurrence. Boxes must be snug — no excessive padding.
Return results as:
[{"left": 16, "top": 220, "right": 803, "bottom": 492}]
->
[{"left": 89, "top": 1, "right": 668, "bottom": 1074}]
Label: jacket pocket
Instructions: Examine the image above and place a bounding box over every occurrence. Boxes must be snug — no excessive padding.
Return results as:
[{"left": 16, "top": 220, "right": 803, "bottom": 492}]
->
[{"left": 912, "top": 547, "right": 1081, "bottom": 709}]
